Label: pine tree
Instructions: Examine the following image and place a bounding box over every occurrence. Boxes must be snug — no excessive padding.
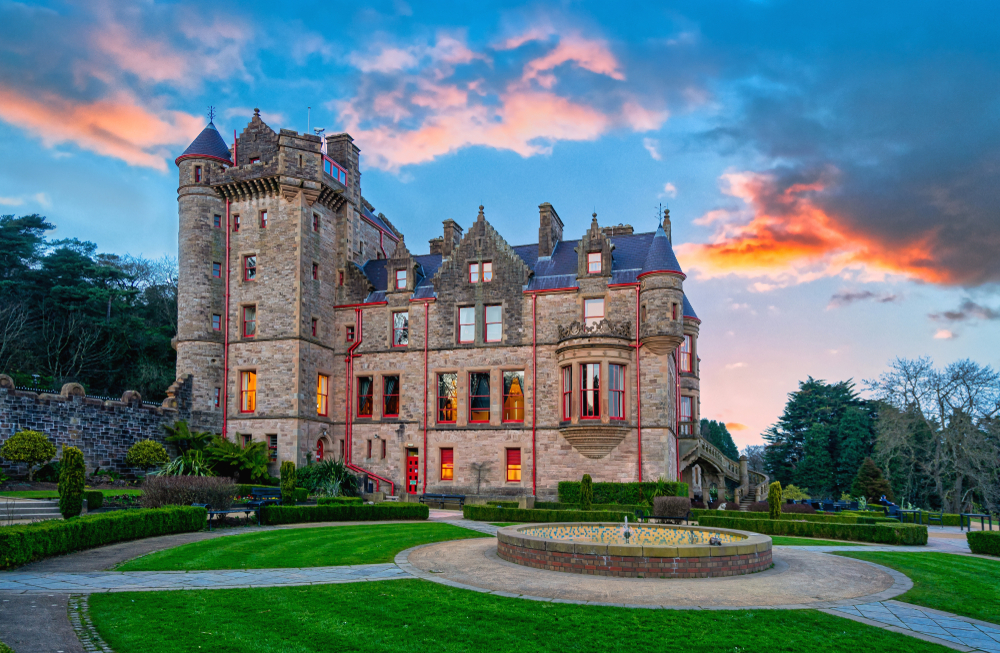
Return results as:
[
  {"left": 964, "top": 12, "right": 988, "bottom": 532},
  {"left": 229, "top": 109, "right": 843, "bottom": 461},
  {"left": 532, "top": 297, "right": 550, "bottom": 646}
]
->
[
  {"left": 796, "top": 424, "right": 833, "bottom": 497},
  {"left": 835, "top": 407, "right": 871, "bottom": 495},
  {"left": 700, "top": 419, "right": 740, "bottom": 460},
  {"left": 851, "top": 458, "right": 894, "bottom": 502}
]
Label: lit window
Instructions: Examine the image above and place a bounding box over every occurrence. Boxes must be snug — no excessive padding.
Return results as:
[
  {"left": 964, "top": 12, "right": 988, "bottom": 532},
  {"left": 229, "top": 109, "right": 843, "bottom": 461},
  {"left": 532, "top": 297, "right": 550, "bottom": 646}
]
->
[
  {"left": 311, "top": 318, "right": 317, "bottom": 337},
  {"left": 383, "top": 375, "right": 400, "bottom": 417},
  {"left": 214, "top": 387, "right": 221, "bottom": 408},
  {"left": 212, "top": 314, "right": 221, "bottom": 331},
  {"left": 240, "top": 371, "right": 256, "bottom": 413},
  {"left": 213, "top": 214, "right": 222, "bottom": 228},
  {"left": 392, "top": 311, "right": 408, "bottom": 347},
  {"left": 346, "top": 325, "right": 355, "bottom": 342},
  {"left": 317, "top": 374, "right": 329, "bottom": 416},
  {"left": 503, "top": 371, "right": 524, "bottom": 423},
  {"left": 357, "top": 376, "right": 373, "bottom": 417},
  {"left": 233, "top": 215, "right": 240, "bottom": 232},
  {"left": 584, "top": 298, "right": 604, "bottom": 327},
  {"left": 587, "top": 252, "right": 601, "bottom": 274},
  {"left": 561, "top": 366, "right": 572, "bottom": 421},
  {"left": 469, "top": 372, "right": 490, "bottom": 423},
  {"left": 395, "top": 269, "right": 406, "bottom": 290},
  {"left": 609, "top": 364, "right": 625, "bottom": 420},
  {"left": 485, "top": 305, "right": 502, "bottom": 342},
  {"left": 469, "top": 263, "right": 479, "bottom": 283},
  {"left": 580, "top": 363, "right": 600, "bottom": 419},
  {"left": 483, "top": 262, "right": 493, "bottom": 282},
  {"left": 680, "top": 396, "right": 693, "bottom": 435},
  {"left": 250, "top": 157, "right": 260, "bottom": 164},
  {"left": 506, "top": 448, "right": 521, "bottom": 482},
  {"left": 438, "top": 373, "right": 457, "bottom": 423},
  {"left": 313, "top": 213, "right": 320, "bottom": 232},
  {"left": 244, "top": 255, "right": 257, "bottom": 281},
  {"left": 194, "top": 166, "right": 202, "bottom": 183},
  {"left": 459, "top": 307, "right": 475, "bottom": 343},
  {"left": 441, "top": 448, "right": 454, "bottom": 481},
  {"left": 680, "top": 335, "right": 693, "bottom": 373},
  {"left": 268, "top": 434, "right": 277, "bottom": 462},
  {"left": 212, "top": 262, "right": 222, "bottom": 278},
  {"left": 242, "top": 306, "right": 256, "bottom": 338},
  {"left": 367, "top": 440, "right": 373, "bottom": 459},
  {"left": 260, "top": 210, "right": 268, "bottom": 228}
]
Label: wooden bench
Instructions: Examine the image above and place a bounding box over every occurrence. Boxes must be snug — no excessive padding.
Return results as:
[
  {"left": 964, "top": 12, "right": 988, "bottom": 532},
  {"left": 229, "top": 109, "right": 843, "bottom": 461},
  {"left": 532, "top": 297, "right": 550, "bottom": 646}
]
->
[
  {"left": 192, "top": 503, "right": 258, "bottom": 530},
  {"left": 419, "top": 493, "right": 465, "bottom": 508}
]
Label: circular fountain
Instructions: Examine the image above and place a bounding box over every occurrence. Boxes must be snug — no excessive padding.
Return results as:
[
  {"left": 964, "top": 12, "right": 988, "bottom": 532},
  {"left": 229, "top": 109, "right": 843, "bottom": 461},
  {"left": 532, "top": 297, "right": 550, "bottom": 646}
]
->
[{"left": 497, "top": 522, "right": 771, "bottom": 578}]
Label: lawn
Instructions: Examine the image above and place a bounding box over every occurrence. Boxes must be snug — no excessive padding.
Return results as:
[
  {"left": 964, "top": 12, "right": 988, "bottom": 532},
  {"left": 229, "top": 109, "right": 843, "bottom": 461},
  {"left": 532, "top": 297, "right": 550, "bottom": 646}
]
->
[
  {"left": 0, "top": 489, "right": 143, "bottom": 498},
  {"left": 88, "top": 580, "right": 953, "bottom": 653},
  {"left": 117, "top": 523, "right": 487, "bottom": 571},
  {"left": 771, "top": 536, "right": 857, "bottom": 546},
  {"left": 836, "top": 551, "right": 1000, "bottom": 624}
]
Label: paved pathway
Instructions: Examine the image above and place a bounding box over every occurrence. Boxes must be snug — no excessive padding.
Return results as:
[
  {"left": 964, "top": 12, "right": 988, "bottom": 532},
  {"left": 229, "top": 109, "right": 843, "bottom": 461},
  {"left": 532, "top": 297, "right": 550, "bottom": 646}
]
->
[{"left": 828, "top": 601, "right": 1000, "bottom": 652}]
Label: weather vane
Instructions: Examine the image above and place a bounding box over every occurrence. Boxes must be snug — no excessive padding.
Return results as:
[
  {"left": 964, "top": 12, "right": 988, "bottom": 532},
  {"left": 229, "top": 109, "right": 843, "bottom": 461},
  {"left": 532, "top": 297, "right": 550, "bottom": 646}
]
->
[{"left": 207, "top": 106, "right": 216, "bottom": 122}]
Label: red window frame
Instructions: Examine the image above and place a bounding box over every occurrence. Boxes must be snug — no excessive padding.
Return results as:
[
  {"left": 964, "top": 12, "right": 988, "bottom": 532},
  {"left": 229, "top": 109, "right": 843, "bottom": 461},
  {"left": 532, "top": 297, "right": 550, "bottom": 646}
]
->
[
  {"left": 242, "top": 305, "right": 256, "bottom": 338},
  {"left": 584, "top": 298, "right": 604, "bottom": 327},
  {"left": 440, "top": 448, "right": 454, "bottom": 480},
  {"left": 317, "top": 374, "right": 329, "bottom": 416},
  {"left": 580, "top": 362, "right": 600, "bottom": 419},
  {"left": 458, "top": 307, "right": 475, "bottom": 343},
  {"left": 438, "top": 373, "right": 457, "bottom": 423},
  {"left": 383, "top": 375, "right": 400, "bottom": 417},
  {"left": 311, "top": 318, "right": 318, "bottom": 337},
  {"left": 240, "top": 371, "right": 256, "bottom": 413},
  {"left": 260, "top": 210, "right": 268, "bottom": 228},
  {"left": 313, "top": 213, "right": 320, "bottom": 231},
  {"left": 502, "top": 371, "right": 524, "bottom": 423},
  {"left": 587, "top": 252, "right": 601, "bottom": 274},
  {"left": 194, "top": 165, "right": 202, "bottom": 183},
  {"left": 506, "top": 448, "right": 521, "bottom": 482},
  {"left": 395, "top": 269, "right": 406, "bottom": 290},
  {"left": 213, "top": 214, "right": 222, "bottom": 228},
  {"left": 561, "top": 366, "right": 572, "bottom": 421},
  {"left": 392, "top": 311, "right": 408, "bottom": 347},
  {"left": 469, "top": 372, "right": 490, "bottom": 423},
  {"left": 268, "top": 434, "right": 277, "bottom": 462},
  {"left": 212, "top": 314, "right": 221, "bottom": 331},
  {"left": 485, "top": 305, "right": 502, "bottom": 342},
  {"left": 233, "top": 215, "right": 240, "bottom": 232},
  {"left": 244, "top": 255, "right": 256, "bottom": 281},
  {"left": 250, "top": 157, "right": 261, "bottom": 164},
  {"left": 346, "top": 325, "right": 355, "bottom": 342},
  {"left": 214, "top": 387, "right": 221, "bottom": 408},
  {"left": 609, "top": 364, "right": 625, "bottom": 420},
  {"left": 312, "top": 262, "right": 318, "bottom": 280},
  {"left": 212, "top": 262, "right": 221, "bottom": 278},
  {"left": 469, "top": 262, "right": 479, "bottom": 283},
  {"left": 338, "top": 270, "right": 344, "bottom": 286},
  {"left": 680, "top": 335, "right": 693, "bottom": 373},
  {"left": 356, "top": 376, "right": 373, "bottom": 418},
  {"left": 482, "top": 261, "right": 493, "bottom": 282},
  {"left": 680, "top": 396, "right": 693, "bottom": 435}
]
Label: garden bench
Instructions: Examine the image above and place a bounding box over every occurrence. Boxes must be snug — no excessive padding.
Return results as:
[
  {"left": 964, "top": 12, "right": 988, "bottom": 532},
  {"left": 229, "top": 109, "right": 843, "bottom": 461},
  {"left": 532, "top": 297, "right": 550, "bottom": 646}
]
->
[
  {"left": 960, "top": 513, "right": 993, "bottom": 532},
  {"left": 246, "top": 487, "right": 282, "bottom": 510},
  {"left": 192, "top": 503, "right": 258, "bottom": 531},
  {"left": 419, "top": 493, "right": 465, "bottom": 508}
]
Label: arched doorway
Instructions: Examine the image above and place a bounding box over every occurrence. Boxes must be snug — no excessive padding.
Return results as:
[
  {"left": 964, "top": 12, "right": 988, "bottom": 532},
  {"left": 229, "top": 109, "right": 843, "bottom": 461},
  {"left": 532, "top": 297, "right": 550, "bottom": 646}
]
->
[{"left": 316, "top": 437, "right": 330, "bottom": 461}]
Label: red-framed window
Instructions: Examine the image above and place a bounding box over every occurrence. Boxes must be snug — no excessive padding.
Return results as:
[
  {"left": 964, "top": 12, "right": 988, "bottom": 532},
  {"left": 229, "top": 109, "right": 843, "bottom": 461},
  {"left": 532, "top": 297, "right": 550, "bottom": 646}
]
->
[
  {"left": 212, "top": 262, "right": 222, "bottom": 278},
  {"left": 680, "top": 396, "right": 693, "bottom": 435},
  {"left": 213, "top": 214, "right": 222, "bottom": 228},
  {"left": 485, "top": 305, "right": 502, "bottom": 342},
  {"left": 609, "top": 364, "right": 625, "bottom": 420},
  {"left": 260, "top": 210, "right": 268, "bottom": 228},
  {"left": 383, "top": 375, "right": 400, "bottom": 417},
  {"left": 438, "top": 373, "right": 457, "bottom": 423},
  {"left": 506, "top": 448, "right": 521, "bottom": 482},
  {"left": 346, "top": 325, "right": 355, "bottom": 342},
  {"left": 502, "top": 371, "right": 524, "bottom": 423},
  {"left": 561, "top": 366, "right": 572, "bottom": 421},
  {"left": 194, "top": 165, "right": 202, "bottom": 183},
  {"left": 679, "top": 335, "right": 693, "bottom": 373},
  {"left": 240, "top": 371, "right": 256, "bottom": 413},
  {"left": 580, "top": 363, "right": 600, "bottom": 419},
  {"left": 312, "top": 262, "right": 318, "bottom": 280},
  {"left": 313, "top": 213, "right": 320, "bottom": 232},
  {"left": 338, "top": 270, "right": 344, "bottom": 286},
  {"left": 233, "top": 215, "right": 240, "bottom": 232},
  {"left": 441, "top": 448, "right": 454, "bottom": 480},
  {"left": 268, "top": 434, "right": 277, "bottom": 461},
  {"left": 587, "top": 252, "right": 601, "bottom": 274},
  {"left": 395, "top": 269, "right": 406, "bottom": 290},
  {"left": 242, "top": 306, "right": 256, "bottom": 338},
  {"left": 367, "top": 440, "right": 373, "bottom": 459},
  {"left": 458, "top": 307, "right": 475, "bottom": 343},
  {"left": 311, "top": 318, "right": 318, "bottom": 337},
  {"left": 241, "top": 434, "right": 251, "bottom": 448},
  {"left": 469, "top": 372, "right": 490, "bottom": 423},
  {"left": 469, "top": 262, "right": 480, "bottom": 283},
  {"left": 214, "top": 387, "right": 221, "bottom": 408},
  {"left": 317, "top": 374, "right": 329, "bottom": 416},
  {"left": 482, "top": 261, "right": 493, "bottom": 282},
  {"left": 244, "top": 255, "right": 257, "bottom": 281},
  {"left": 392, "top": 311, "right": 408, "bottom": 347},
  {"left": 212, "top": 314, "right": 221, "bottom": 331},
  {"left": 584, "top": 298, "right": 604, "bottom": 327},
  {"left": 357, "top": 376, "right": 373, "bottom": 417},
  {"left": 323, "top": 156, "right": 349, "bottom": 185},
  {"left": 381, "top": 439, "right": 386, "bottom": 459}
]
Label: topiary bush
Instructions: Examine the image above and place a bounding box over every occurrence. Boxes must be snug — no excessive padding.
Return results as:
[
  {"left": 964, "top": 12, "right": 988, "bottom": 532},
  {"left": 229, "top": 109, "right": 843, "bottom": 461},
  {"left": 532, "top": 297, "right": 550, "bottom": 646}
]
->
[
  {"left": 280, "top": 461, "right": 297, "bottom": 505},
  {"left": 141, "top": 476, "right": 236, "bottom": 510},
  {"left": 580, "top": 474, "right": 593, "bottom": 511},
  {"left": 1, "top": 430, "right": 57, "bottom": 481},
  {"left": 750, "top": 501, "right": 816, "bottom": 514},
  {"left": 58, "top": 447, "right": 85, "bottom": 518},
  {"left": 125, "top": 440, "right": 170, "bottom": 471},
  {"left": 767, "top": 481, "right": 782, "bottom": 520},
  {"left": 967, "top": 531, "right": 1000, "bottom": 556}
]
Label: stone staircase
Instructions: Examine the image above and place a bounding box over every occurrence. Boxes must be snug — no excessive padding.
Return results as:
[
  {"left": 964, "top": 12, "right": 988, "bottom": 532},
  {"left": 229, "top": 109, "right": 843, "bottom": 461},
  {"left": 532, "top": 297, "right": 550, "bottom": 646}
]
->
[
  {"left": 739, "top": 496, "right": 755, "bottom": 511},
  {"left": 0, "top": 498, "right": 62, "bottom": 522}
]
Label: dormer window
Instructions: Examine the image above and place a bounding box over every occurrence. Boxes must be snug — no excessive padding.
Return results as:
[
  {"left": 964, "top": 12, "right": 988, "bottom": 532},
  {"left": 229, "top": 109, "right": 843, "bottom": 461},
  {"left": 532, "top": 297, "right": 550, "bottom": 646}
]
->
[
  {"left": 395, "top": 269, "right": 406, "bottom": 290},
  {"left": 587, "top": 252, "right": 601, "bottom": 274}
]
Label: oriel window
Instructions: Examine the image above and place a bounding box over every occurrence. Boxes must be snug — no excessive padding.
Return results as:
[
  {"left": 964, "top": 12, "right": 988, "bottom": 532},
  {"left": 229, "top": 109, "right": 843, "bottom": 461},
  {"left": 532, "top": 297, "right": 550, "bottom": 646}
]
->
[
  {"left": 469, "top": 372, "right": 490, "bottom": 423},
  {"left": 357, "top": 376, "right": 373, "bottom": 417},
  {"left": 580, "top": 363, "right": 600, "bottom": 418},
  {"left": 680, "top": 396, "right": 693, "bottom": 435},
  {"left": 503, "top": 371, "right": 524, "bottom": 423},
  {"left": 438, "top": 373, "right": 457, "bottom": 423},
  {"left": 680, "top": 335, "right": 693, "bottom": 373}
]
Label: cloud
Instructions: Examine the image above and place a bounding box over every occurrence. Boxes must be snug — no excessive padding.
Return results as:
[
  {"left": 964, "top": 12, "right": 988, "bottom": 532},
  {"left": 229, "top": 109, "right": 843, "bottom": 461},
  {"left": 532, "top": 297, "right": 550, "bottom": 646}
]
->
[
  {"left": 934, "top": 329, "right": 956, "bottom": 340},
  {"left": 662, "top": 182, "right": 677, "bottom": 197},
  {"left": 643, "top": 138, "right": 661, "bottom": 160},
  {"left": 725, "top": 422, "right": 748, "bottom": 431},
  {"left": 0, "top": 196, "right": 23, "bottom": 206},
  {"left": 521, "top": 34, "right": 624, "bottom": 88},
  {"left": 725, "top": 362, "right": 747, "bottom": 369},
  {"left": 827, "top": 289, "right": 901, "bottom": 309},
  {"left": 929, "top": 299, "right": 1000, "bottom": 322}
]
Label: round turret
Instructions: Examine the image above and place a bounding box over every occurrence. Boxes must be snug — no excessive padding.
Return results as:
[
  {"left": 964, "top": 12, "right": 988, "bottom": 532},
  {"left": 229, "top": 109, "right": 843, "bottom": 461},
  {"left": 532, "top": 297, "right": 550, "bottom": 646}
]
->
[{"left": 637, "top": 219, "right": 686, "bottom": 355}]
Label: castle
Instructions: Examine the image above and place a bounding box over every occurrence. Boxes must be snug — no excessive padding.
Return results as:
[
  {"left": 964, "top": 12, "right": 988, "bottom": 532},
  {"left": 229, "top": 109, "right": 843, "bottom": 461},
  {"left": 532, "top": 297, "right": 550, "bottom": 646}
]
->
[{"left": 173, "top": 109, "right": 718, "bottom": 500}]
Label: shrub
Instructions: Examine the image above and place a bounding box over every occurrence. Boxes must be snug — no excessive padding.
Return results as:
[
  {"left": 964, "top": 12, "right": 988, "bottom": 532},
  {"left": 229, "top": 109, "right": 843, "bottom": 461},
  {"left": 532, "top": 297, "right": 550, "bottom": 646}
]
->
[
  {"left": 767, "top": 481, "right": 782, "bottom": 520},
  {"left": 280, "top": 461, "right": 297, "bottom": 506},
  {"left": 205, "top": 437, "right": 269, "bottom": 483},
  {"left": 157, "top": 450, "right": 214, "bottom": 477},
  {"left": 750, "top": 501, "right": 816, "bottom": 514},
  {"left": 295, "top": 488, "right": 308, "bottom": 502},
  {"left": 967, "top": 531, "right": 1000, "bottom": 556},
  {"left": 125, "top": 440, "right": 170, "bottom": 470},
  {"left": 317, "top": 496, "right": 364, "bottom": 506},
  {"left": 558, "top": 480, "right": 688, "bottom": 504},
  {"left": 463, "top": 505, "right": 632, "bottom": 523},
  {"left": 782, "top": 484, "right": 810, "bottom": 500},
  {"left": 693, "top": 509, "right": 893, "bottom": 524},
  {"left": 697, "top": 515, "right": 927, "bottom": 545},
  {"left": 58, "top": 447, "right": 85, "bottom": 518},
  {"left": 83, "top": 490, "right": 103, "bottom": 511},
  {"left": 0, "top": 430, "right": 57, "bottom": 481},
  {"left": 261, "top": 503, "right": 428, "bottom": 525},
  {"left": 0, "top": 506, "right": 206, "bottom": 569},
  {"left": 653, "top": 496, "right": 690, "bottom": 517},
  {"left": 580, "top": 474, "right": 593, "bottom": 511},
  {"left": 141, "top": 476, "right": 236, "bottom": 510},
  {"left": 35, "top": 461, "right": 61, "bottom": 483},
  {"left": 297, "top": 459, "right": 360, "bottom": 497},
  {"left": 851, "top": 458, "right": 893, "bottom": 503}
]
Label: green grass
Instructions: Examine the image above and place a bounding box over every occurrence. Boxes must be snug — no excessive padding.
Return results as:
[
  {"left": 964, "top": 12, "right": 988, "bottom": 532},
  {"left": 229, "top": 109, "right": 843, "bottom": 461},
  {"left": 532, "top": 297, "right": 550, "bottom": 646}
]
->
[
  {"left": 836, "top": 552, "right": 1000, "bottom": 624},
  {"left": 117, "top": 523, "right": 487, "bottom": 571},
  {"left": 0, "top": 489, "right": 143, "bottom": 498},
  {"left": 771, "top": 536, "right": 857, "bottom": 546},
  {"left": 88, "top": 580, "right": 953, "bottom": 653}
]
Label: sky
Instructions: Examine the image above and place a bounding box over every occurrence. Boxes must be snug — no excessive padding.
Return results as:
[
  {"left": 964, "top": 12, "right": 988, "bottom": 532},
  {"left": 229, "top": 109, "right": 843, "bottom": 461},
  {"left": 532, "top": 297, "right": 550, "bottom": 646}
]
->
[{"left": 1, "top": 0, "right": 998, "bottom": 447}]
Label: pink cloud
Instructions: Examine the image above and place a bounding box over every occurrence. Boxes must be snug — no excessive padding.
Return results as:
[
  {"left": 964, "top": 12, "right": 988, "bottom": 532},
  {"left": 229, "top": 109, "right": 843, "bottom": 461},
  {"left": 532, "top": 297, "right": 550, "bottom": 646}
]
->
[{"left": 521, "top": 35, "right": 625, "bottom": 88}]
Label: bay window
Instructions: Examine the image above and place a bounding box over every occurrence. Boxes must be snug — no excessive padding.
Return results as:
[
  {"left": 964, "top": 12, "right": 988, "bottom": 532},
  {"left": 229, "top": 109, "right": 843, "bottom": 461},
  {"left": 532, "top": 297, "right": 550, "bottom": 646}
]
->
[
  {"left": 609, "top": 364, "right": 625, "bottom": 420},
  {"left": 561, "top": 366, "right": 572, "bottom": 421},
  {"left": 580, "top": 363, "right": 600, "bottom": 419}
]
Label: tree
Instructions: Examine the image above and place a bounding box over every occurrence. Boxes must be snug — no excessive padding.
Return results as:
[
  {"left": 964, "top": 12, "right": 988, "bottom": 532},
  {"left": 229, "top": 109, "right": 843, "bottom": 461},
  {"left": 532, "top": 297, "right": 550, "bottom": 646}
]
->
[
  {"left": 125, "top": 440, "right": 169, "bottom": 471},
  {"left": 280, "top": 461, "right": 297, "bottom": 505},
  {"left": 782, "top": 484, "right": 810, "bottom": 500},
  {"left": 767, "top": 481, "right": 782, "bottom": 519},
  {"left": 851, "top": 458, "right": 894, "bottom": 503},
  {"left": 836, "top": 407, "right": 872, "bottom": 494},
  {"left": 1, "top": 430, "right": 56, "bottom": 481},
  {"left": 741, "top": 445, "right": 766, "bottom": 473},
  {"left": 700, "top": 419, "right": 739, "bottom": 460},
  {"left": 580, "top": 474, "right": 593, "bottom": 510},
  {"left": 796, "top": 424, "right": 834, "bottom": 496},
  {"left": 58, "top": 446, "right": 85, "bottom": 518}
]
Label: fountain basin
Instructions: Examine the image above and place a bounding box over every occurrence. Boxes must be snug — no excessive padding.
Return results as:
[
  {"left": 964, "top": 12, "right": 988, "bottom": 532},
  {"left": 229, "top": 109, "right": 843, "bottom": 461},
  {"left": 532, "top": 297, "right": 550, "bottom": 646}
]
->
[{"left": 497, "top": 522, "right": 772, "bottom": 578}]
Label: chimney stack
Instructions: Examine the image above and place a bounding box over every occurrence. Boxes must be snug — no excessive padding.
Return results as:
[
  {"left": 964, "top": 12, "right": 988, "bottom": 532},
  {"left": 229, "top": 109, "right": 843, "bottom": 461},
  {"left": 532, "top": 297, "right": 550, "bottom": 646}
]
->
[
  {"left": 538, "top": 202, "right": 564, "bottom": 258},
  {"left": 441, "top": 220, "right": 463, "bottom": 258}
]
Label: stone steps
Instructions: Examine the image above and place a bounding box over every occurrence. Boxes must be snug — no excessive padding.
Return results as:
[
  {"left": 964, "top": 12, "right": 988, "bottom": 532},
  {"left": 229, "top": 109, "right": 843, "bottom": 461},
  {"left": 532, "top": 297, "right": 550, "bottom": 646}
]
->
[{"left": 0, "top": 498, "right": 62, "bottom": 520}]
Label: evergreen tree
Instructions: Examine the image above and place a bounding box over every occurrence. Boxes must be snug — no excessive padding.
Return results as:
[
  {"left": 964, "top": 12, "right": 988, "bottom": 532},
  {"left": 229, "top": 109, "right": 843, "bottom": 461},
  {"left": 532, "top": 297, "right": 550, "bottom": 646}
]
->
[
  {"left": 851, "top": 458, "right": 894, "bottom": 502},
  {"left": 699, "top": 419, "right": 740, "bottom": 460},
  {"left": 796, "top": 423, "right": 834, "bottom": 497},
  {"left": 836, "top": 407, "right": 872, "bottom": 495}
]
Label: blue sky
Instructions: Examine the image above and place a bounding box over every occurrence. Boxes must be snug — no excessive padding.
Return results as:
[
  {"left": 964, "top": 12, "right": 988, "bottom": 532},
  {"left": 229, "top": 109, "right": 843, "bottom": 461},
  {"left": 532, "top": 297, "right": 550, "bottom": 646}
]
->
[{"left": 2, "top": 0, "right": 998, "bottom": 445}]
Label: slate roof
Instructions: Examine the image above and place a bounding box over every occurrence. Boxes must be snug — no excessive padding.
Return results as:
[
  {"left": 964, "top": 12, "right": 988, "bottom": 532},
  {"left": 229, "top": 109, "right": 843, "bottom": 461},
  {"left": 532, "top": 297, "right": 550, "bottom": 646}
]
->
[
  {"left": 640, "top": 224, "right": 684, "bottom": 276},
  {"left": 175, "top": 122, "right": 233, "bottom": 165},
  {"left": 683, "top": 295, "right": 700, "bottom": 322},
  {"left": 362, "top": 206, "right": 399, "bottom": 238}
]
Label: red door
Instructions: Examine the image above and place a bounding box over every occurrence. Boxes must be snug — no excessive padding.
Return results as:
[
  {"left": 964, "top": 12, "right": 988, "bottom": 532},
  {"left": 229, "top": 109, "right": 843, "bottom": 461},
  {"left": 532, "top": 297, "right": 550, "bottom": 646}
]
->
[
  {"left": 316, "top": 439, "right": 325, "bottom": 461},
  {"left": 406, "top": 450, "right": 419, "bottom": 495}
]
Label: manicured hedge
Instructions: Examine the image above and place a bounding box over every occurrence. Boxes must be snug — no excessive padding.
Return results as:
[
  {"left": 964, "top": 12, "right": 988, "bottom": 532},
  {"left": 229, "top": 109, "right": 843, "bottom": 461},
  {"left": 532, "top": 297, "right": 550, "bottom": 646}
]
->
[
  {"left": 83, "top": 490, "right": 103, "bottom": 511},
  {"left": 536, "top": 502, "right": 644, "bottom": 512},
  {"left": 691, "top": 509, "right": 897, "bottom": 525},
  {"left": 317, "top": 496, "right": 364, "bottom": 506},
  {"left": 0, "top": 506, "right": 206, "bottom": 569},
  {"left": 464, "top": 505, "right": 632, "bottom": 523},
  {"left": 697, "top": 515, "right": 927, "bottom": 545},
  {"left": 558, "top": 481, "right": 688, "bottom": 504},
  {"left": 236, "top": 485, "right": 308, "bottom": 502},
  {"left": 261, "top": 503, "right": 428, "bottom": 525},
  {"left": 967, "top": 531, "right": 1000, "bottom": 556}
]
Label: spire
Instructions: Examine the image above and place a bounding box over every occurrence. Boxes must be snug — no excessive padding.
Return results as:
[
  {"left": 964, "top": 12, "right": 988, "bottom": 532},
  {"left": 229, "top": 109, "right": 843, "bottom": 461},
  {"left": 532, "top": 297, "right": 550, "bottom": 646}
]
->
[
  {"left": 175, "top": 120, "right": 233, "bottom": 166},
  {"left": 663, "top": 207, "right": 672, "bottom": 244}
]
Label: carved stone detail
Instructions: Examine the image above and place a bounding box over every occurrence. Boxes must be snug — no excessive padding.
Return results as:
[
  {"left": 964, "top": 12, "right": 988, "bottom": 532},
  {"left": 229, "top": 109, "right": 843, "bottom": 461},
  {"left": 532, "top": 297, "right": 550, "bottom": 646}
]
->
[
  {"left": 557, "top": 319, "right": 631, "bottom": 341},
  {"left": 559, "top": 424, "right": 629, "bottom": 459}
]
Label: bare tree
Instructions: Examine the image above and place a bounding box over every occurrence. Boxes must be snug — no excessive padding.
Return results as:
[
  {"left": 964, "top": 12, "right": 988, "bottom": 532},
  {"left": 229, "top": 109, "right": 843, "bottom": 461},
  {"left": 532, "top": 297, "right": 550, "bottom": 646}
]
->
[
  {"left": 470, "top": 461, "right": 492, "bottom": 495},
  {"left": 0, "top": 301, "right": 27, "bottom": 372},
  {"left": 741, "top": 445, "right": 766, "bottom": 473}
]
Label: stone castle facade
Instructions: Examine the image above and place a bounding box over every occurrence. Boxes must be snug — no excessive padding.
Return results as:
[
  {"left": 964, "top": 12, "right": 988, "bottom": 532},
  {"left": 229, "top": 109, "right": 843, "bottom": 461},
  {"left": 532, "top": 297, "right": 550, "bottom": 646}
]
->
[{"left": 174, "top": 110, "right": 703, "bottom": 498}]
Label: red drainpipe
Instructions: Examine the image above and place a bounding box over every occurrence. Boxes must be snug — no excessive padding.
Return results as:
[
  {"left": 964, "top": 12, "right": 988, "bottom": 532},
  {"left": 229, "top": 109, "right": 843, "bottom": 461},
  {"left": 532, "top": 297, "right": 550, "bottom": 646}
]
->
[
  {"left": 634, "top": 283, "right": 642, "bottom": 482},
  {"left": 675, "top": 348, "right": 681, "bottom": 481},
  {"left": 222, "top": 197, "right": 231, "bottom": 440},
  {"left": 531, "top": 293, "right": 537, "bottom": 496},
  {"left": 345, "top": 308, "right": 363, "bottom": 463},
  {"left": 422, "top": 300, "right": 429, "bottom": 494}
]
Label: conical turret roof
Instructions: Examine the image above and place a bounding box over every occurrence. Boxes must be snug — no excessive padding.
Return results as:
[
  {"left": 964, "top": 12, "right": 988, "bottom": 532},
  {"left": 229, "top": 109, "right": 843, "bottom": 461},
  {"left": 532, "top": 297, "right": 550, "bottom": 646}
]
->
[
  {"left": 683, "top": 295, "right": 700, "bottom": 322},
  {"left": 639, "top": 223, "right": 684, "bottom": 276},
  {"left": 175, "top": 122, "right": 233, "bottom": 166}
]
